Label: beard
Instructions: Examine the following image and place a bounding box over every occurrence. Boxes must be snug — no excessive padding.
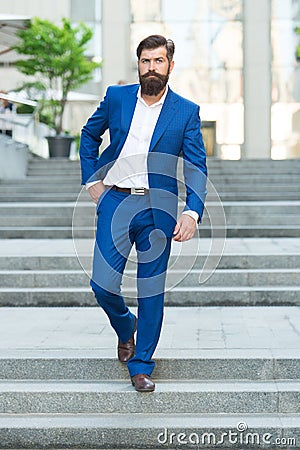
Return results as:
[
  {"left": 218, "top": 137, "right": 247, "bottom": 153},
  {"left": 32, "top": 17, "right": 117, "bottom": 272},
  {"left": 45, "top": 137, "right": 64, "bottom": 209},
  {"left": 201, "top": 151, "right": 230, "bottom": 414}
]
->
[{"left": 139, "top": 70, "right": 169, "bottom": 96}]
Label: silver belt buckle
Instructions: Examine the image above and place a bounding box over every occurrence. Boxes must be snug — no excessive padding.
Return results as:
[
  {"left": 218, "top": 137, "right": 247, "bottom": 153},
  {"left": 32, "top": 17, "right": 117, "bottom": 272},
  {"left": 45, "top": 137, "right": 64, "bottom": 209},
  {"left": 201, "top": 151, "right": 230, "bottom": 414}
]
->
[{"left": 131, "top": 187, "right": 145, "bottom": 195}]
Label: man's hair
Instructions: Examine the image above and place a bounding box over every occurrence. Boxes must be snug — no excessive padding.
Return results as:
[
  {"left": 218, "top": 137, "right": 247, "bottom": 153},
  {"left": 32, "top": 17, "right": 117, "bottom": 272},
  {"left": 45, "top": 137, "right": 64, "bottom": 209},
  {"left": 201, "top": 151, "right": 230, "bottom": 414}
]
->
[{"left": 136, "top": 35, "right": 175, "bottom": 63}]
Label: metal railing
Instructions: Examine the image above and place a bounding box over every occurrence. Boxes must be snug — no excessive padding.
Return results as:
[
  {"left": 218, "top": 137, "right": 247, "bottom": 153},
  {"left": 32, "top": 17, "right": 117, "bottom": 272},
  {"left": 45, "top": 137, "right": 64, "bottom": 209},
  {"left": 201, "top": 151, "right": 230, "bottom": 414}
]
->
[{"left": 0, "top": 92, "right": 53, "bottom": 158}]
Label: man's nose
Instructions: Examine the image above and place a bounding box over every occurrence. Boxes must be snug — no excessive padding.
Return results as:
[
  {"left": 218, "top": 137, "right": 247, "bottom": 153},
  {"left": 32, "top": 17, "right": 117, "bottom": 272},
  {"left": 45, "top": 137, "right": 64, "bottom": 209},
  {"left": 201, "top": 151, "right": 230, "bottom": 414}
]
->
[{"left": 149, "top": 60, "right": 157, "bottom": 71}]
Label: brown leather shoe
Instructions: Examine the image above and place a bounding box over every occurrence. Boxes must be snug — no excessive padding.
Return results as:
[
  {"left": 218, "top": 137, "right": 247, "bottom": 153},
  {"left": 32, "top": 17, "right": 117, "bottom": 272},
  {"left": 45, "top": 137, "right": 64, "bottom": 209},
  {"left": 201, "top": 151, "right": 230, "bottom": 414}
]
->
[
  {"left": 117, "top": 318, "right": 137, "bottom": 363},
  {"left": 131, "top": 374, "right": 155, "bottom": 392}
]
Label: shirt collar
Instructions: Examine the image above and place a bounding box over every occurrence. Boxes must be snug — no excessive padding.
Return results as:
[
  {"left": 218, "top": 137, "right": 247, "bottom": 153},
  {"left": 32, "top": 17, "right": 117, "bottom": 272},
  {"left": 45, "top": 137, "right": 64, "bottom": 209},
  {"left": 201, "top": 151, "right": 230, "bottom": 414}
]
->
[{"left": 137, "top": 85, "right": 169, "bottom": 107}]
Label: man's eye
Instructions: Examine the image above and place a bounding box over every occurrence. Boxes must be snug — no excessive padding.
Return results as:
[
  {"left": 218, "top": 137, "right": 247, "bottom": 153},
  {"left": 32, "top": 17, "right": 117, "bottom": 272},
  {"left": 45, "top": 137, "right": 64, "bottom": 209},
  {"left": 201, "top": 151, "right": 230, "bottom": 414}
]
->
[{"left": 156, "top": 59, "right": 163, "bottom": 63}]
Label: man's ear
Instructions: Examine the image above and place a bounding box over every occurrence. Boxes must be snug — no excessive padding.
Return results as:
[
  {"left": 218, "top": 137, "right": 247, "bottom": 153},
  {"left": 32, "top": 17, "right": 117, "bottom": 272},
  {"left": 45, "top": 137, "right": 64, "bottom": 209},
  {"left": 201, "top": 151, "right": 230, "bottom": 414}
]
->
[{"left": 169, "top": 60, "right": 175, "bottom": 74}]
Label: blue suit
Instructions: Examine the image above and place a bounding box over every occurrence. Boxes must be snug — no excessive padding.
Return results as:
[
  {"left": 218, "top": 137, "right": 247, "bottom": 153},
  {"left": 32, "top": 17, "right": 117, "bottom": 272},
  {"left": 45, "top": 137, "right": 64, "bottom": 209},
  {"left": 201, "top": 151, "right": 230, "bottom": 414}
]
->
[{"left": 80, "top": 84, "right": 207, "bottom": 376}]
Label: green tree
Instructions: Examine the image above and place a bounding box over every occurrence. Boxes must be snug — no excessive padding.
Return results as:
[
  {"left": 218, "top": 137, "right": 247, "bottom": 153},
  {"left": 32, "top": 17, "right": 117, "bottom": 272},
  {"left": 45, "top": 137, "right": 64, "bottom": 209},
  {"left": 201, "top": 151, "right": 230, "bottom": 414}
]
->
[
  {"left": 296, "top": 27, "right": 300, "bottom": 61},
  {"left": 14, "top": 17, "right": 101, "bottom": 135}
]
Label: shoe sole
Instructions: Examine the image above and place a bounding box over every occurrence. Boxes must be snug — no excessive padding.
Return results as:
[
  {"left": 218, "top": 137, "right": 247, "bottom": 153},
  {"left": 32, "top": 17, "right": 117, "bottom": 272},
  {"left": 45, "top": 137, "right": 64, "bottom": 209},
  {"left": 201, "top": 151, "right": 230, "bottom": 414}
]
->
[
  {"left": 132, "top": 385, "right": 155, "bottom": 392},
  {"left": 131, "top": 380, "right": 155, "bottom": 392}
]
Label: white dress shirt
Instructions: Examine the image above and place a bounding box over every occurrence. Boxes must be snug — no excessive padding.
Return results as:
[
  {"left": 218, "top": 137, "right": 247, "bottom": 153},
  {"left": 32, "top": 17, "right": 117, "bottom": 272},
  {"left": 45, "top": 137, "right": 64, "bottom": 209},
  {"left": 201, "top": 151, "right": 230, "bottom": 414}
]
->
[
  {"left": 103, "top": 86, "right": 167, "bottom": 188},
  {"left": 86, "top": 86, "right": 198, "bottom": 223}
]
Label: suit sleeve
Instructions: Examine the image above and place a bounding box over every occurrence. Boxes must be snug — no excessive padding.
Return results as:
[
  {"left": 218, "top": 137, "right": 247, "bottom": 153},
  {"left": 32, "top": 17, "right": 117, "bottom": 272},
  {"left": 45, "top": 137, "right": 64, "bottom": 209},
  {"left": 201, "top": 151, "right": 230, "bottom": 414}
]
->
[
  {"left": 181, "top": 106, "right": 207, "bottom": 222},
  {"left": 79, "top": 88, "right": 110, "bottom": 184}
]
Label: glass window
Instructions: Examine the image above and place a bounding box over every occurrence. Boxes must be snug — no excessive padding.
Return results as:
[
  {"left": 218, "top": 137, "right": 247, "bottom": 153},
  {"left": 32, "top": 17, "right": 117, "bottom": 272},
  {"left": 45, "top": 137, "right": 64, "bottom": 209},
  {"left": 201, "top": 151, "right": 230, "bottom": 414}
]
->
[
  {"left": 272, "top": 68, "right": 300, "bottom": 102},
  {"left": 272, "top": 0, "right": 300, "bottom": 20},
  {"left": 71, "top": 0, "right": 102, "bottom": 84},
  {"left": 271, "top": 0, "right": 300, "bottom": 158},
  {"left": 130, "top": 0, "right": 244, "bottom": 158},
  {"left": 71, "top": 0, "right": 99, "bottom": 22},
  {"left": 162, "top": 0, "right": 202, "bottom": 22},
  {"left": 210, "top": 0, "right": 243, "bottom": 21},
  {"left": 272, "top": 21, "right": 300, "bottom": 67},
  {"left": 131, "top": 0, "right": 161, "bottom": 22}
]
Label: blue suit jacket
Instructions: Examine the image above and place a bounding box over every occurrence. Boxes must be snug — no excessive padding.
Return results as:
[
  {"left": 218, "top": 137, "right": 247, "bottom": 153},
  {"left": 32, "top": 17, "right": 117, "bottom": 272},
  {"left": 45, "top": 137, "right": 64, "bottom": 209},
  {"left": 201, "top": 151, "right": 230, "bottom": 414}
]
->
[{"left": 80, "top": 84, "right": 207, "bottom": 237}]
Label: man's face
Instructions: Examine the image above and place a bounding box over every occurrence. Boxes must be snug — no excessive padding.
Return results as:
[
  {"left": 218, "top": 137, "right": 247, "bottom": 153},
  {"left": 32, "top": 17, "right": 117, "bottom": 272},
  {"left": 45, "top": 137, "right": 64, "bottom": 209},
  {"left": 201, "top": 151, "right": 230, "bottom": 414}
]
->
[{"left": 138, "top": 46, "right": 174, "bottom": 96}]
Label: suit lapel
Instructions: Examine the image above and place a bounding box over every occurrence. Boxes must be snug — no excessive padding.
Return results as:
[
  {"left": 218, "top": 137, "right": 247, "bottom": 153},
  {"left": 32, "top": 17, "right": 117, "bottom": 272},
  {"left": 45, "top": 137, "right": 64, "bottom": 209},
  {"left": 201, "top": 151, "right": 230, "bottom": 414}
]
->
[
  {"left": 110, "top": 84, "right": 138, "bottom": 159},
  {"left": 149, "top": 88, "right": 178, "bottom": 152},
  {"left": 121, "top": 84, "right": 139, "bottom": 133},
  {"left": 118, "top": 85, "right": 178, "bottom": 154}
]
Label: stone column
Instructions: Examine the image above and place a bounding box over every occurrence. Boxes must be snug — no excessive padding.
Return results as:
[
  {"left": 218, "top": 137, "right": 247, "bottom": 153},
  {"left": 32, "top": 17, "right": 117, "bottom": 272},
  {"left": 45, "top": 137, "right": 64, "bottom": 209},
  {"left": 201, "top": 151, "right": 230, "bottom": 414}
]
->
[
  {"left": 242, "top": 0, "right": 272, "bottom": 158},
  {"left": 101, "top": 0, "right": 131, "bottom": 94}
]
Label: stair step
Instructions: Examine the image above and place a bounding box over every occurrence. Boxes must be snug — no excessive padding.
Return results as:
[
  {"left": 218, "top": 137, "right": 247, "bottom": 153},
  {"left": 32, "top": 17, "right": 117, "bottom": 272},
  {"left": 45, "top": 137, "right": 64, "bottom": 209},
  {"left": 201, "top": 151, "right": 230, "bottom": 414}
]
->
[
  {"left": 1, "top": 380, "right": 299, "bottom": 414},
  {"left": 0, "top": 350, "right": 299, "bottom": 381},
  {"left": 2, "top": 201, "right": 300, "bottom": 216},
  {"left": 1, "top": 216, "right": 300, "bottom": 227},
  {"left": 2, "top": 194, "right": 300, "bottom": 202},
  {"left": 3, "top": 177, "right": 80, "bottom": 184},
  {"left": 2, "top": 183, "right": 300, "bottom": 192},
  {"left": 0, "top": 269, "right": 300, "bottom": 288},
  {"left": 0, "top": 194, "right": 81, "bottom": 202},
  {"left": 210, "top": 177, "right": 300, "bottom": 182},
  {"left": 0, "top": 413, "right": 298, "bottom": 450},
  {"left": 0, "top": 180, "right": 300, "bottom": 189},
  {"left": 6, "top": 176, "right": 300, "bottom": 186},
  {"left": 1, "top": 226, "right": 300, "bottom": 239},
  {"left": 0, "top": 186, "right": 81, "bottom": 193},
  {"left": 1, "top": 253, "right": 299, "bottom": 269},
  {"left": 0, "top": 286, "right": 299, "bottom": 306}
]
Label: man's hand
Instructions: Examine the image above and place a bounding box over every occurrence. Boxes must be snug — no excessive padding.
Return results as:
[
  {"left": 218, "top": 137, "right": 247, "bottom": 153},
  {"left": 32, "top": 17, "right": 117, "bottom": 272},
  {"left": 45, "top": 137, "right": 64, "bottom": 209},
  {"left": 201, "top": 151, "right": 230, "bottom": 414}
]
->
[
  {"left": 87, "top": 181, "right": 106, "bottom": 204},
  {"left": 173, "top": 214, "right": 197, "bottom": 242}
]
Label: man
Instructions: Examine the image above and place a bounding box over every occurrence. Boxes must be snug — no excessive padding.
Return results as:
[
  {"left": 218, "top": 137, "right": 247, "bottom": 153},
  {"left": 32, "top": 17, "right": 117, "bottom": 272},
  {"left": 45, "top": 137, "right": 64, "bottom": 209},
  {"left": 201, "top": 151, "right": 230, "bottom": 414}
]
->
[
  {"left": 80, "top": 35, "right": 207, "bottom": 392},
  {"left": 0, "top": 91, "right": 14, "bottom": 137}
]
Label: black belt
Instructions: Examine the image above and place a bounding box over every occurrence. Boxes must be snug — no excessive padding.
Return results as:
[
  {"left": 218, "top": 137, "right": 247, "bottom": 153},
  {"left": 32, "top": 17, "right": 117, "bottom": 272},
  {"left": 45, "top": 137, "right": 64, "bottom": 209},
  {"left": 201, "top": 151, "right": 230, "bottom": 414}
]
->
[{"left": 111, "top": 186, "right": 149, "bottom": 195}]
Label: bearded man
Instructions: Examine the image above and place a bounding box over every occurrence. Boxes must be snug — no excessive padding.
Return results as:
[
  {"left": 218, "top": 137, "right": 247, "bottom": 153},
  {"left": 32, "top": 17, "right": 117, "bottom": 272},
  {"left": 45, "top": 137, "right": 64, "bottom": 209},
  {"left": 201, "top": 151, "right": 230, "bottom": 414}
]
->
[{"left": 80, "top": 35, "right": 207, "bottom": 392}]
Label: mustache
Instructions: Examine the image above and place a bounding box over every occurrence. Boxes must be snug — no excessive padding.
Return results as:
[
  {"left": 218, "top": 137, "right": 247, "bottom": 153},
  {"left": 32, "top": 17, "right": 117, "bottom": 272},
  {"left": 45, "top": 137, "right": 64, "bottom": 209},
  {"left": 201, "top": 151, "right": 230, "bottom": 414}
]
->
[{"left": 140, "top": 71, "right": 167, "bottom": 81}]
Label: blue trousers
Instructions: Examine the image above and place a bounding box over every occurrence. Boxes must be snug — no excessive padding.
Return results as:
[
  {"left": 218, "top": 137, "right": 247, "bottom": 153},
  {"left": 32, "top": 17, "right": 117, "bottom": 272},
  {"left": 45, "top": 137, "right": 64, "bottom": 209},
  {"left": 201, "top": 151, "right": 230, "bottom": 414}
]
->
[{"left": 90, "top": 188, "right": 172, "bottom": 377}]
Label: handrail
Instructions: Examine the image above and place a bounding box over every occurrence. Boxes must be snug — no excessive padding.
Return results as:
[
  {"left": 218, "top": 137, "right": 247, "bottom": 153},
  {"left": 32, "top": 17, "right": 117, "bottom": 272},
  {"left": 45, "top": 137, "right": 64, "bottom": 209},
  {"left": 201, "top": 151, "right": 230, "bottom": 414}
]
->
[
  {"left": 0, "top": 93, "right": 51, "bottom": 157},
  {"left": 0, "top": 92, "right": 38, "bottom": 128},
  {"left": 0, "top": 92, "right": 37, "bottom": 107}
]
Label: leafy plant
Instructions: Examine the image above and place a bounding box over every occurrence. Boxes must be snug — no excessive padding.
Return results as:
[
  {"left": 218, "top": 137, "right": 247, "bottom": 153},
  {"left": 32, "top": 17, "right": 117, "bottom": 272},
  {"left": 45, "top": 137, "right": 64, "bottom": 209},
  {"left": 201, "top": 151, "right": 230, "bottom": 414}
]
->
[
  {"left": 14, "top": 17, "right": 101, "bottom": 135},
  {"left": 296, "top": 27, "right": 300, "bottom": 61}
]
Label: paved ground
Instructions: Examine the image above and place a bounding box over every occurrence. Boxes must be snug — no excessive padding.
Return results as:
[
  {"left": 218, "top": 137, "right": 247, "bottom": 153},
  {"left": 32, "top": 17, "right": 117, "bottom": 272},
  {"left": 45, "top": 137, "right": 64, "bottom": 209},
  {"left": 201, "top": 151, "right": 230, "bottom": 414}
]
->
[
  {"left": 1, "top": 237, "right": 300, "bottom": 256},
  {"left": 1, "top": 306, "right": 299, "bottom": 360}
]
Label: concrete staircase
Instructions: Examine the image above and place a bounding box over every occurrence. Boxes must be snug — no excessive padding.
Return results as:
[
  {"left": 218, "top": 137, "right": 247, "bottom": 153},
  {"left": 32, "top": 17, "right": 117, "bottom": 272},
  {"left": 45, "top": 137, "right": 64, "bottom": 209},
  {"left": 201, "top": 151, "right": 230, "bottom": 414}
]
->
[
  {"left": 0, "top": 238, "right": 300, "bottom": 307},
  {"left": 0, "top": 157, "right": 300, "bottom": 238},
  {"left": 0, "top": 306, "right": 299, "bottom": 449},
  {"left": 0, "top": 155, "right": 299, "bottom": 307},
  {"left": 0, "top": 156, "right": 300, "bottom": 448}
]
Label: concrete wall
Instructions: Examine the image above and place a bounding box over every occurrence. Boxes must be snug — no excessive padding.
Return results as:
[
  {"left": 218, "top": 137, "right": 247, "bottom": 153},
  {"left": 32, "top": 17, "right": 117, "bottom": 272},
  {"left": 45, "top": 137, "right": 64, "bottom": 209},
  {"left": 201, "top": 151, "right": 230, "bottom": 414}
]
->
[
  {"left": 101, "top": 0, "right": 131, "bottom": 92},
  {"left": 242, "top": 0, "right": 272, "bottom": 158},
  {"left": 0, "top": 0, "right": 70, "bottom": 21},
  {"left": 0, "top": 135, "right": 28, "bottom": 179}
]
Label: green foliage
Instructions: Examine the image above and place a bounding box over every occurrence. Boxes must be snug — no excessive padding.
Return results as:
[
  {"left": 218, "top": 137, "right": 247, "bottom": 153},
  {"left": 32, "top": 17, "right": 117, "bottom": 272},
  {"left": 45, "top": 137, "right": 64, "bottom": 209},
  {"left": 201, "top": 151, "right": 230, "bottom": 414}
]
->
[
  {"left": 16, "top": 104, "right": 35, "bottom": 114},
  {"left": 13, "top": 17, "right": 101, "bottom": 134},
  {"left": 296, "top": 27, "right": 300, "bottom": 61}
]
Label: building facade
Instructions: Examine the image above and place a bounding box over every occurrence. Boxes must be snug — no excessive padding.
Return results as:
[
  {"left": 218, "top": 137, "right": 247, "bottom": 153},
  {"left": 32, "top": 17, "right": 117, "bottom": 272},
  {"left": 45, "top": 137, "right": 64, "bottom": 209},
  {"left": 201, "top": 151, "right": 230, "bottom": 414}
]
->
[{"left": 0, "top": 0, "right": 299, "bottom": 159}]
